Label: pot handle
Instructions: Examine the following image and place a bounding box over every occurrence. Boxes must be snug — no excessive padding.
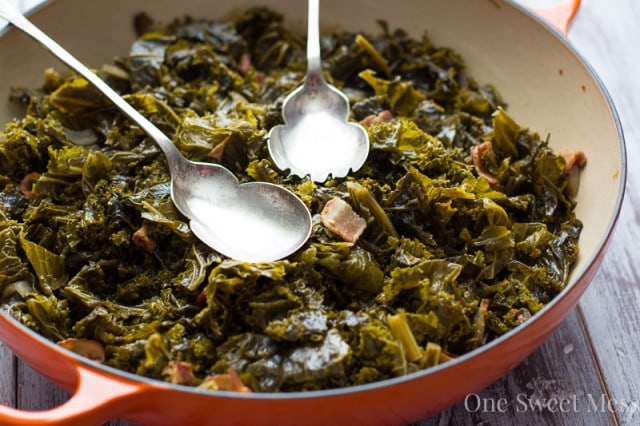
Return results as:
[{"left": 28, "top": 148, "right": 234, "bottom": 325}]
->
[
  {"left": 524, "top": 0, "right": 581, "bottom": 36},
  {"left": 0, "top": 363, "right": 146, "bottom": 426}
]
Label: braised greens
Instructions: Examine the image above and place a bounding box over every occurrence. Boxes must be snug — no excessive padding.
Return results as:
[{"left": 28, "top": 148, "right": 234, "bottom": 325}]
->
[{"left": 0, "top": 7, "right": 582, "bottom": 392}]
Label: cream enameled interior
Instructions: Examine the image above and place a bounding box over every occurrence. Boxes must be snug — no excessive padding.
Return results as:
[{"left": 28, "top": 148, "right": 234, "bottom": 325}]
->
[{"left": 0, "top": 0, "right": 623, "bottom": 284}]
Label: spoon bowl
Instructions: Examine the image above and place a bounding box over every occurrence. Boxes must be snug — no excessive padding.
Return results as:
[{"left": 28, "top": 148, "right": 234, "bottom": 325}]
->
[
  {"left": 0, "top": 1, "right": 312, "bottom": 263},
  {"left": 267, "top": 0, "right": 369, "bottom": 182},
  {"left": 173, "top": 162, "right": 313, "bottom": 262}
]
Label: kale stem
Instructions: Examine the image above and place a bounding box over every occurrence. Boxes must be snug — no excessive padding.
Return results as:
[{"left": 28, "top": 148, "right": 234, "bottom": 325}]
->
[
  {"left": 387, "top": 312, "right": 422, "bottom": 362},
  {"left": 421, "top": 342, "right": 442, "bottom": 368}
]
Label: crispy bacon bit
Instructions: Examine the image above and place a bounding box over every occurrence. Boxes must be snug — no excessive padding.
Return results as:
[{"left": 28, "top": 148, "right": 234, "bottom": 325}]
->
[
  {"left": 440, "top": 350, "right": 458, "bottom": 363},
  {"left": 238, "top": 53, "right": 252, "bottom": 76},
  {"left": 513, "top": 308, "right": 532, "bottom": 325},
  {"left": 20, "top": 172, "right": 41, "bottom": 199},
  {"left": 473, "top": 298, "right": 490, "bottom": 345},
  {"left": 162, "top": 361, "right": 195, "bottom": 386},
  {"left": 208, "top": 142, "right": 226, "bottom": 162},
  {"left": 132, "top": 224, "right": 156, "bottom": 253},
  {"left": 559, "top": 149, "right": 587, "bottom": 172},
  {"left": 320, "top": 197, "right": 367, "bottom": 243},
  {"left": 467, "top": 141, "right": 503, "bottom": 190},
  {"left": 559, "top": 149, "right": 587, "bottom": 196},
  {"left": 360, "top": 110, "right": 394, "bottom": 127},
  {"left": 133, "top": 12, "right": 156, "bottom": 37},
  {"left": 58, "top": 338, "right": 105, "bottom": 362},
  {"left": 195, "top": 291, "right": 207, "bottom": 307},
  {"left": 198, "top": 366, "right": 252, "bottom": 393}
]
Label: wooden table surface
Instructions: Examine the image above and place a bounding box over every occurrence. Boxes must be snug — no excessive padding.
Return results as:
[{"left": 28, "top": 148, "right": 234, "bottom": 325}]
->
[{"left": 1, "top": 0, "right": 639, "bottom": 425}]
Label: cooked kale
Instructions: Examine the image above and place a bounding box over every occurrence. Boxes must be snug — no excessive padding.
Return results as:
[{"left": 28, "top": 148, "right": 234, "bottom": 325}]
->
[{"left": 0, "top": 7, "right": 583, "bottom": 392}]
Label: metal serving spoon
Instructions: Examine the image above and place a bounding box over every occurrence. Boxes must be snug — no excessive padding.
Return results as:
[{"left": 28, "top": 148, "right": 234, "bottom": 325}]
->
[
  {"left": 267, "top": 0, "right": 370, "bottom": 183},
  {"left": 0, "top": 2, "right": 312, "bottom": 263}
]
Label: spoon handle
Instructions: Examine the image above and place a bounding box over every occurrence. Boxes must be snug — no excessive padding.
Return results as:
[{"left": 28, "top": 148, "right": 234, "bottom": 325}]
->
[
  {"left": 0, "top": 2, "right": 183, "bottom": 166},
  {"left": 306, "top": 0, "right": 322, "bottom": 78}
]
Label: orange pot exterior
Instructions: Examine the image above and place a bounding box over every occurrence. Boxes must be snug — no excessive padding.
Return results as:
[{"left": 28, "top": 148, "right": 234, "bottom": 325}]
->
[{"left": 529, "top": 0, "right": 581, "bottom": 36}]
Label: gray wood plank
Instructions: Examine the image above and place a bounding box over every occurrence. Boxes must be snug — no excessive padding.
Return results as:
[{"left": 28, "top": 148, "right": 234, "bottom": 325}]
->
[
  {"left": 16, "top": 361, "right": 69, "bottom": 411},
  {"left": 0, "top": 342, "right": 16, "bottom": 409},
  {"left": 565, "top": 1, "right": 640, "bottom": 425},
  {"left": 418, "top": 309, "right": 615, "bottom": 425},
  {"left": 575, "top": 213, "right": 640, "bottom": 426},
  {"left": 15, "top": 359, "right": 137, "bottom": 425}
]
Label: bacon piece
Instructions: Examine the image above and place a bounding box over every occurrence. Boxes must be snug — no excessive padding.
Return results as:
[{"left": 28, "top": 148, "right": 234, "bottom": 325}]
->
[
  {"left": 132, "top": 224, "right": 156, "bottom": 253},
  {"left": 195, "top": 291, "right": 207, "bottom": 307},
  {"left": 133, "top": 12, "right": 156, "bottom": 37},
  {"left": 238, "top": 53, "right": 252, "bottom": 76},
  {"left": 467, "top": 141, "right": 503, "bottom": 190},
  {"left": 20, "top": 172, "right": 41, "bottom": 199},
  {"left": 558, "top": 149, "right": 587, "bottom": 196},
  {"left": 473, "top": 298, "right": 490, "bottom": 345},
  {"left": 208, "top": 141, "right": 226, "bottom": 162},
  {"left": 440, "top": 350, "right": 458, "bottom": 363},
  {"left": 320, "top": 197, "right": 367, "bottom": 243},
  {"left": 559, "top": 149, "right": 587, "bottom": 172},
  {"left": 58, "top": 338, "right": 105, "bottom": 362},
  {"left": 162, "top": 361, "right": 195, "bottom": 386},
  {"left": 360, "top": 110, "right": 394, "bottom": 127},
  {"left": 198, "top": 366, "right": 252, "bottom": 393}
]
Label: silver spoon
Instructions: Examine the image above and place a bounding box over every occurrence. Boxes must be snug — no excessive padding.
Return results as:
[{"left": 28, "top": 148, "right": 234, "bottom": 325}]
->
[
  {"left": 0, "top": 2, "right": 312, "bottom": 263},
  {"left": 267, "top": 0, "right": 370, "bottom": 183}
]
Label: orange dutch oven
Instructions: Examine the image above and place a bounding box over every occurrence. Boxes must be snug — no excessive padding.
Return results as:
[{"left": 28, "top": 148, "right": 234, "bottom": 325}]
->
[{"left": 0, "top": 0, "right": 626, "bottom": 424}]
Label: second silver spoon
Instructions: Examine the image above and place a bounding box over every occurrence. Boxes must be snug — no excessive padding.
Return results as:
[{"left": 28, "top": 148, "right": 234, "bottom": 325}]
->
[{"left": 267, "top": 0, "right": 370, "bottom": 183}]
